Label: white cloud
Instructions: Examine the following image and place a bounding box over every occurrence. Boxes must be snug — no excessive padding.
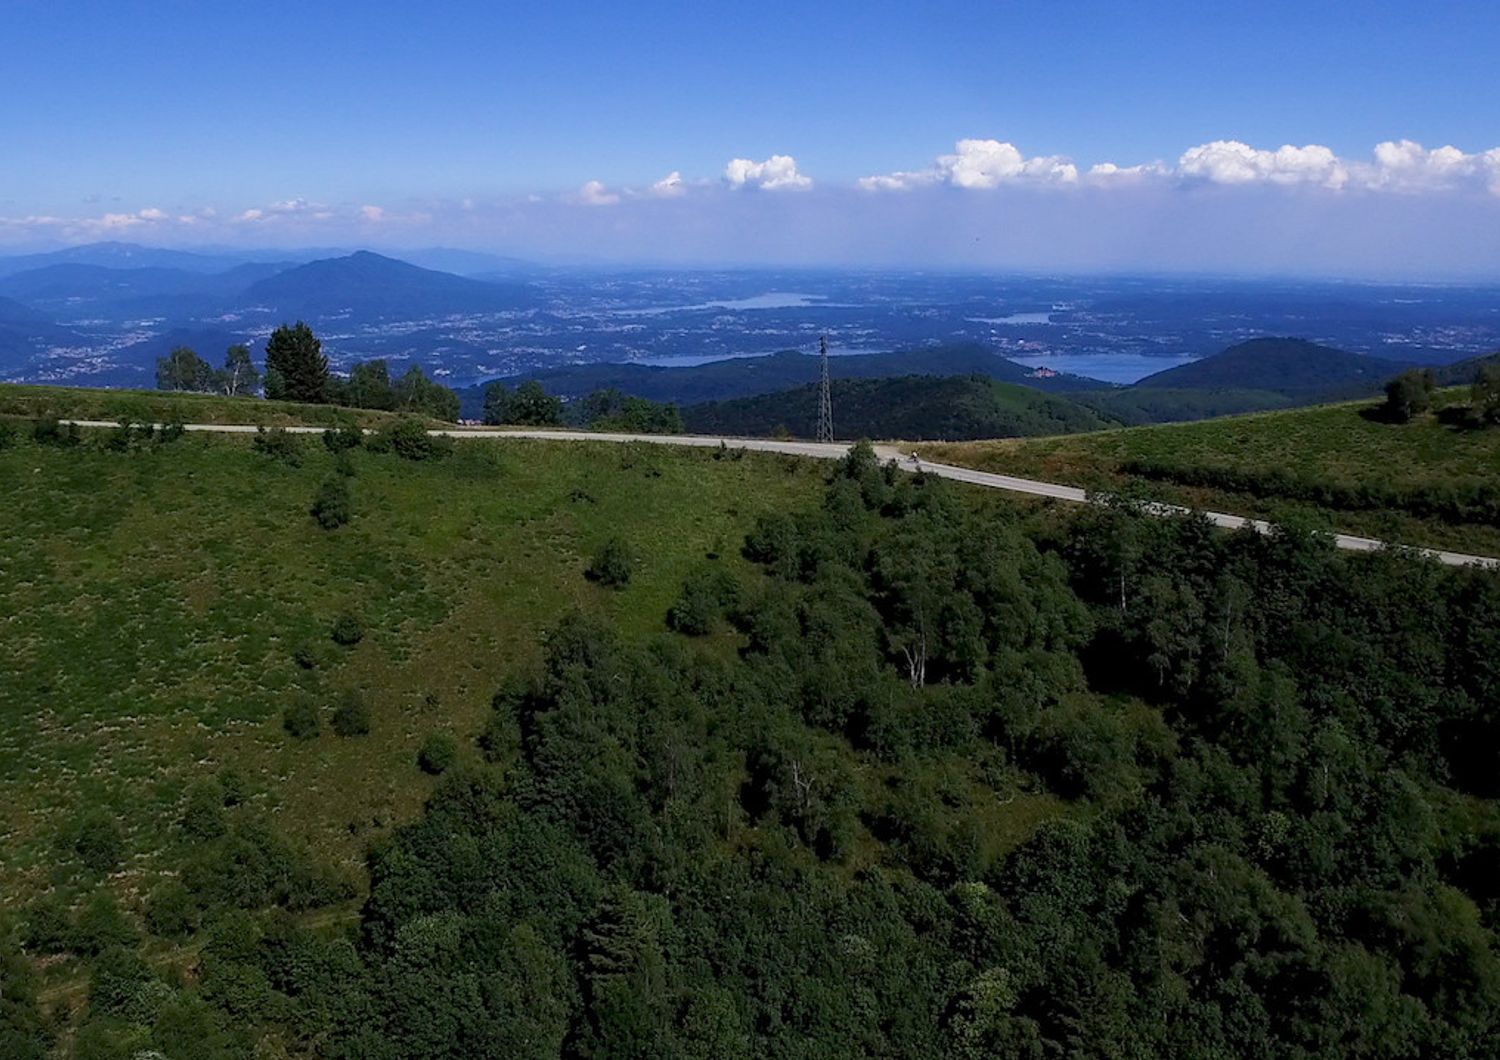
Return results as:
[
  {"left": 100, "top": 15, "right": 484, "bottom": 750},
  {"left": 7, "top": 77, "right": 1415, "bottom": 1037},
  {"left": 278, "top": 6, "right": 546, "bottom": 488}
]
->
[
  {"left": 236, "top": 208, "right": 264, "bottom": 222},
  {"left": 724, "top": 154, "right": 811, "bottom": 190},
  {"left": 136, "top": 207, "right": 167, "bottom": 221},
  {"left": 1361, "top": 139, "right": 1500, "bottom": 194},
  {"left": 1085, "top": 161, "right": 1171, "bottom": 183},
  {"left": 1177, "top": 140, "right": 1349, "bottom": 189},
  {"left": 650, "top": 171, "right": 686, "bottom": 198},
  {"left": 576, "top": 179, "right": 620, "bottom": 206},
  {"left": 360, "top": 204, "right": 385, "bottom": 221},
  {"left": 860, "top": 139, "right": 1077, "bottom": 191}
]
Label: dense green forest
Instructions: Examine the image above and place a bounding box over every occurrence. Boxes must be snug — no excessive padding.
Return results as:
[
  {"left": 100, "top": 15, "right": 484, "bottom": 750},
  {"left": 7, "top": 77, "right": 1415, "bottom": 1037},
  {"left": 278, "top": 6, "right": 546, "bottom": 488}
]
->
[
  {"left": 683, "top": 374, "right": 1109, "bottom": 440},
  {"left": 5, "top": 424, "right": 1499, "bottom": 1058}
]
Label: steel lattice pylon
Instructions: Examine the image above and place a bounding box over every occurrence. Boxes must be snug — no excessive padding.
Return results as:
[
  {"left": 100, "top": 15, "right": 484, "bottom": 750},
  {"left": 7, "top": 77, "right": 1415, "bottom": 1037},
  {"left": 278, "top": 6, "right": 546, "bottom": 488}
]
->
[{"left": 816, "top": 334, "right": 834, "bottom": 443}]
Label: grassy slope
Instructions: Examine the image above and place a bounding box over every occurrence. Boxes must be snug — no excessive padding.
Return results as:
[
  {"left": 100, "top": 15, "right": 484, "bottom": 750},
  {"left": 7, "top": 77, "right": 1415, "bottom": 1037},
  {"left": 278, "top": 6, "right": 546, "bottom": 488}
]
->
[
  {"left": 916, "top": 388, "right": 1500, "bottom": 555},
  {"left": 0, "top": 431, "right": 826, "bottom": 907},
  {"left": 0, "top": 382, "right": 418, "bottom": 428}
]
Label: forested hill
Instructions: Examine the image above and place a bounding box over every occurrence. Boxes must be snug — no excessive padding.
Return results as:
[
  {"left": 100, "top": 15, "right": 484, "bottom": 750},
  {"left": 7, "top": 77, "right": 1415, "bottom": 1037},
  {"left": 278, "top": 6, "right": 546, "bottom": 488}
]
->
[
  {"left": 1135, "top": 336, "right": 1411, "bottom": 397},
  {"left": 3, "top": 418, "right": 1500, "bottom": 1056},
  {"left": 457, "top": 344, "right": 1095, "bottom": 417},
  {"left": 682, "top": 373, "right": 1112, "bottom": 440}
]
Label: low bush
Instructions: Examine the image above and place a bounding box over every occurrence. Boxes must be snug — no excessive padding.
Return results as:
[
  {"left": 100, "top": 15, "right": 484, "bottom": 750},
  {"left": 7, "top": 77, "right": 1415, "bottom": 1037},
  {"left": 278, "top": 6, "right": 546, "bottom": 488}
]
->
[
  {"left": 417, "top": 733, "right": 457, "bottom": 774},
  {"left": 252, "top": 426, "right": 303, "bottom": 466},
  {"left": 586, "top": 537, "right": 633, "bottom": 588},
  {"left": 282, "top": 701, "right": 320, "bottom": 741},
  {"left": 369, "top": 417, "right": 450, "bottom": 461},
  {"left": 310, "top": 476, "right": 352, "bottom": 530},
  {"left": 322, "top": 422, "right": 364, "bottom": 453},
  {"left": 329, "top": 613, "right": 364, "bottom": 646},
  {"left": 331, "top": 691, "right": 371, "bottom": 737}
]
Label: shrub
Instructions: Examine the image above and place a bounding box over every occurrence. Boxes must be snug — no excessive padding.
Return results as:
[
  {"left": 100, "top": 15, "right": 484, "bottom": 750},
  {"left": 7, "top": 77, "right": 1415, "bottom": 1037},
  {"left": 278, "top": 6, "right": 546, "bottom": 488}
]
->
[
  {"left": 370, "top": 416, "right": 450, "bottom": 460},
  {"left": 322, "top": 422, "right": 364, "bottom": 453},
  {"left": 144, "top": 879, "right": 199, "bottom": 939},
  {"left": 70, "top": 811, "right": 125, "bottom": 874},
  {"left": 71, "top": 892, "right": 139, "bottom": 955},
  {"left": 329, "top": 613, "right": 364, "bottom": 646},
  {"left": 179, "top": 780, "right": 227, "bottom": 840},
  {"left": 252, "top": 426, "right": 303, "bottom": 465},
  {"left": 331, "top": 691, "right": 371, "bottom": 737},
  {"left": 587, "top": 537, "right": 633, "bottom": 588},
  {"left": 32, "top": 417, "right": 81, "bottom": 447},
  {"left": 417, "top": 733, "right": 458, "bottom": 775},
  {"left": 1381, "top": 368, "right": 1435, "bottom": 423},
  {"left": 158, "top": 419, "right": 186, "bottom": 443},
  {"left": 21, "top": 896, "right": 72, "bottom": 954},
  {"left": 0, "top": 421, "right": 15, "bottom": 448},
  {"left": 282, "top": 700, "right": 321, "bottom": 741},
  {"left": 667, "top": 564, "right": 741, "bottom": 635},
  {"left": 310, "top": 475, "right": 352, "bottom": 529}
]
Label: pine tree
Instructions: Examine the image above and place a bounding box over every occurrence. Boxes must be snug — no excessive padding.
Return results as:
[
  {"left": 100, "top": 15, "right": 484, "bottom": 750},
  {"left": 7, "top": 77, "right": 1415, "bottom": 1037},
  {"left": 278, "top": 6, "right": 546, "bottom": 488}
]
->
[{"left": 264, "top": 322, "right": 329, "bottom": 403}]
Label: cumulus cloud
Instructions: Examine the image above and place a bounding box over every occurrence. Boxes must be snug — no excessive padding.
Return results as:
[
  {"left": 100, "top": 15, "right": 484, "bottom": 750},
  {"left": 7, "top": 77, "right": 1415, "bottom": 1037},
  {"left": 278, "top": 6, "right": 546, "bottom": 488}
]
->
[
  {"left": 650, "top": 171, "right": 686, "bottom": 198},
  {"left": 1177, "top": 140, "right": 1349, "bottom": 189},
  {"left": 360, "top": 204, "right": 385, "bottom": 221},
  {"left": 576, "top": 179, "right": 620, "bottom": 206},
  {"left": 859, "top": 139, "right": 1077, "bottom": 191},
  {"left": 1362, "top": 139, "right": 1500, "bottom": 194},
  {"left": 724, "top": 155, "right": 811, "bottom": 190}
]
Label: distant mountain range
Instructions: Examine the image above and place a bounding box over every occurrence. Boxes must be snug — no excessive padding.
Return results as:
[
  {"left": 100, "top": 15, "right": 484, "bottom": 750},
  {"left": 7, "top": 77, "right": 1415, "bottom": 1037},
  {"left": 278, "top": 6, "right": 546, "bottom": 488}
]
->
[{"left": 241, "top": 251, "right": 529, "bottom": 318}]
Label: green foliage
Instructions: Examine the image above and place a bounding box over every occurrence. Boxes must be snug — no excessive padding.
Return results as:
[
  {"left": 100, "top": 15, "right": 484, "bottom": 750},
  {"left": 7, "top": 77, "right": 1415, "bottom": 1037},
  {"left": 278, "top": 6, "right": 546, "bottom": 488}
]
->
[
  {"left": 144, "top": 879, "right": 199, "bottom": 939},
  {"left": 587, "top": 536, "right": 633, "bottom": 587},
  {"left": 344, "top": 358, "right": 397, "bottom": 411},
  {"left": 392, "top": 364, "right": 460, "bottom": 422},
  {"left": 491, "top": 379, "right": 563, "bottom": 425},
  {"left": 331, "top": 691, "right": 371, "bottom": 737},
  {"left": 31, "top": 416, "right": 80, "bottom": 447},
  {"left": 322, "top": 422, "right": 364, "bottom": 453},
  {"left": 179, "top": 779, "right": 227, "bottom": 840},
  {"left": 1383, "top": 368, "right": 1437, "bottom": 422},
  {"left": 0, "top": 942, "right": 50, "bottom": 1059},
  {"left": 684, "top": 373, "right": 1109, "bottom": 441},
  {"left": 263, "top": 321, "right": 329, "bottom": 403},
  {"left": 21, "top": 895, "right": 72, "bottom": 954},
  {"left": 282, "top": 700, "right": 321, "bottom": 741},
  {"left": 665, "top": 562, "right": 739, "bottom": 634},
  {"left": 310, "top": 475, "right": 352, "bottom": 529},
  {"left": 416, "top": 733, "right": 457, "bottom": 775},
  {"left": 1474, "top": 362, "right": 1500, "bottom": 425},
  {"left": 574, "top": 387, "right": 684, "bottom": 433},
  {"left": 67, "top": 810, "right": 126, "bottom": 874},
  {"left": 219, "top": 343, "right": 261, "bottom": 397},
  {"left": 71, "top": 891, "right": 139, "bottom": 956},
  {"left": 369, "top": 416, "right": 451, "bottom": 460},
  {"left": 330, "top": 613, "right": 364, "bottom": 645},
  {"left": 155, "top": 345, "right": 215, "bottom": 392},
  {"left": 251, "top": 425, "right": 303, "bottom": 466},
  {"left": 0, "top": 421, "right": 15, "bottom": 449}
]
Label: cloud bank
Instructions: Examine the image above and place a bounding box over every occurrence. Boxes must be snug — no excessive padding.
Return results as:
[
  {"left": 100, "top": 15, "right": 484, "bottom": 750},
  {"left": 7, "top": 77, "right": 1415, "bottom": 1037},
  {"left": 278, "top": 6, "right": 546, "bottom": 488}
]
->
[{"left": 3, "top": 139, "right": 1499, "bottom": 278}]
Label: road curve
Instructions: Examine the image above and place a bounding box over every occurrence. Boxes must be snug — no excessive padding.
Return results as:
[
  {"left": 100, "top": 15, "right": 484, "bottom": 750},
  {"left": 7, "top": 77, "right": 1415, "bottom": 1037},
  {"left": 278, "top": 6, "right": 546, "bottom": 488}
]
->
[{"left": 60, "top": 421, "right": 1500, "bottom": 570}]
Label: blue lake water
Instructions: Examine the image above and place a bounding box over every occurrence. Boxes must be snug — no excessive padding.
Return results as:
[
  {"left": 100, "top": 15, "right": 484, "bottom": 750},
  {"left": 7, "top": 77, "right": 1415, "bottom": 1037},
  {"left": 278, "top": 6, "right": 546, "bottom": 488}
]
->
[
  {"left": 617, "top": 293, "right": 828, "bottom": 316},
  {"left": 1010, "top": 353, "right": 1198, "bottom": 385}
]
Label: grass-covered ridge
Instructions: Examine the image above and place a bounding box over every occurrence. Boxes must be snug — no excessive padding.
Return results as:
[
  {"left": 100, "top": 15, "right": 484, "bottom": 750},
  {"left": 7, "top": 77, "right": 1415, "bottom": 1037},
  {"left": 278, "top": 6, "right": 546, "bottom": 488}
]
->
[
  {"left": 0, "top": 427, "right": 823, "bottom": 908},
  {"left": 917, "top": 388, "right": 1500, "bottom": 555},
  {"left": 0, "top": 382, "right": 421, "bottom": 428}
]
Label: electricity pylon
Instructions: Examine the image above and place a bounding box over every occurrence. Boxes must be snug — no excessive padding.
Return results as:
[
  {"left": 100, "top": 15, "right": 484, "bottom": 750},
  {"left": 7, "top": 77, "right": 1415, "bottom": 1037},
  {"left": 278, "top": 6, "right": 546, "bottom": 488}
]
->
[{"left": 816, "top": 335, "right": 834, "bottom": 443}]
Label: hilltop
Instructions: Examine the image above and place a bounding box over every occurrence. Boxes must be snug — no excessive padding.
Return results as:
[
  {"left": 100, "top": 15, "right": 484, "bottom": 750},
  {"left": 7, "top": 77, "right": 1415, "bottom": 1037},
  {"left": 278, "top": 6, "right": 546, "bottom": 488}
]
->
[
  {"left": 1134, "top": 336, "right": 1410, "bottom": 397},
  {"left": 242, "top": 250, "right": 527, "bottom": 318}
]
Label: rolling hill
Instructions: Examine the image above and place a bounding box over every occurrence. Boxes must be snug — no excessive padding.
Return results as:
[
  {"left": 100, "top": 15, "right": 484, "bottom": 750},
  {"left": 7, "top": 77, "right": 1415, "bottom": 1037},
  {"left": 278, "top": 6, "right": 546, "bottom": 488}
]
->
[
  {"left": 916, "top": 385, "right": 1500, "bottom": 555},
  {"left": 460, "top": 343, "right": 1098, "bottom": 416},
  {"left": 1134, "top": 336, "right": 1411, "bottom": 397},
  {"left": 682, "top": 373, "right": 1112, "bottom": 440},
  {"left": 242, "top": 250, "right": 528, "bottom": 318}
]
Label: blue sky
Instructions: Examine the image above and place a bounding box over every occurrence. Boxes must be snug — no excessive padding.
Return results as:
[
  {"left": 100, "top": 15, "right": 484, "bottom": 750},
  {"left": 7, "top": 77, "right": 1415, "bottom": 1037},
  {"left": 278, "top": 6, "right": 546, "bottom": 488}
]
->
[{"left": 5, "top": 0, "right": 1500, "bottom": 276}]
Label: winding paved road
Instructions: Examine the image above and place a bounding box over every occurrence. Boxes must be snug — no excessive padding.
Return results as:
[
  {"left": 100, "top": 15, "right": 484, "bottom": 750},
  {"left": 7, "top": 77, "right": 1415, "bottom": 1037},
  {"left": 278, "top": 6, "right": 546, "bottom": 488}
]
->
[{"left": 62, "top": 421, "right": 1500, "bottom": 569}]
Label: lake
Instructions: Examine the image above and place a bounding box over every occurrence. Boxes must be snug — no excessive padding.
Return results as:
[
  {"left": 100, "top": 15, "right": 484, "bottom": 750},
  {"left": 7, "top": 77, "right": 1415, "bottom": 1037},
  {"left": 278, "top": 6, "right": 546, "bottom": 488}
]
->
[{"left": 1009, "top": 353, "right": 1199, "bottom": 385}]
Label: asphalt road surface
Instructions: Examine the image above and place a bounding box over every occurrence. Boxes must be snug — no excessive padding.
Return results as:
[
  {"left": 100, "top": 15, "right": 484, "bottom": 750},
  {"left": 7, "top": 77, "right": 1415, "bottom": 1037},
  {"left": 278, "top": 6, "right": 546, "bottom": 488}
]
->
[{"left": 61, "top": 421, "right": 1500, "bottom": 570}]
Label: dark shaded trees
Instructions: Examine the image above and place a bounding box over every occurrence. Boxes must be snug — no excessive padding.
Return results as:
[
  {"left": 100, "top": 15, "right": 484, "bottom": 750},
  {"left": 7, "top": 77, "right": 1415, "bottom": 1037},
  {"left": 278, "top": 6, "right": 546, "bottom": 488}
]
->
[
  {"left": 264, "top": 322, "right": 329, "bottom": 403},
  {"left": 155, "top": 345, "right": 214, "bottom": 392}
]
